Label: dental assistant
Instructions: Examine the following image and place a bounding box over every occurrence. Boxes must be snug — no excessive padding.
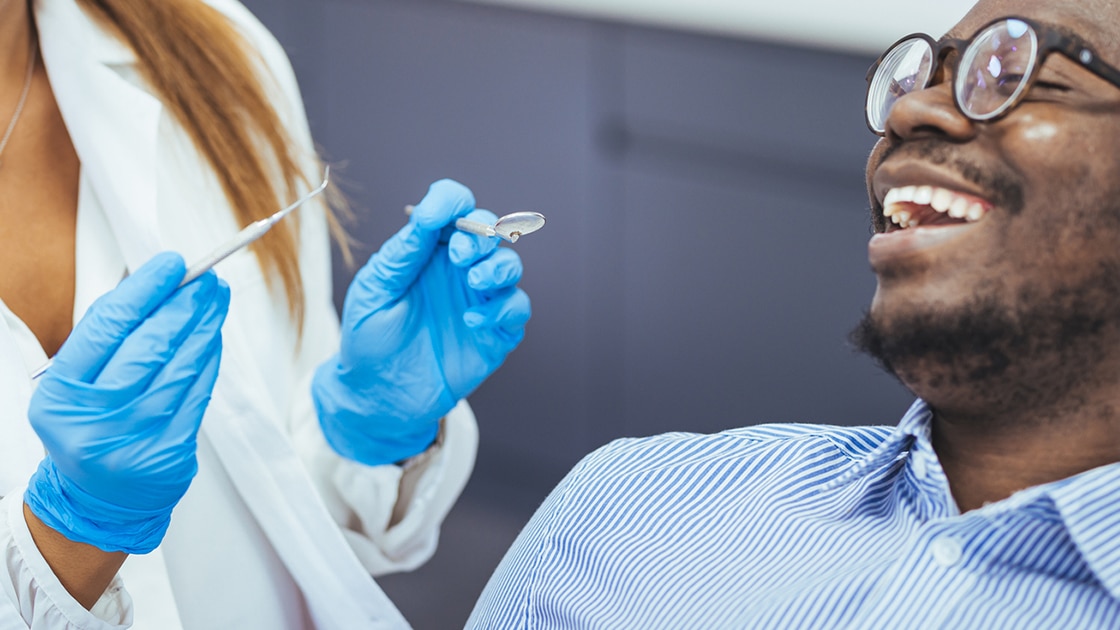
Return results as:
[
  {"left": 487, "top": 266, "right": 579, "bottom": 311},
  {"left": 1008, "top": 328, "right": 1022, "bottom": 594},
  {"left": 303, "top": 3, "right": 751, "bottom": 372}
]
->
[{"left": 0, "top": 0, "right": 531, "bottom": 628}]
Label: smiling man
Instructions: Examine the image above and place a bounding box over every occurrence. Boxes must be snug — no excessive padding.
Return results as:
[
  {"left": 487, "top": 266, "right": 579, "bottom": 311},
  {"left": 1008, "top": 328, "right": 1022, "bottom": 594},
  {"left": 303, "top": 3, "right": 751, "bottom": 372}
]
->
[{"left": 466, "top": 0, "right": 1120, "bottom": 628}]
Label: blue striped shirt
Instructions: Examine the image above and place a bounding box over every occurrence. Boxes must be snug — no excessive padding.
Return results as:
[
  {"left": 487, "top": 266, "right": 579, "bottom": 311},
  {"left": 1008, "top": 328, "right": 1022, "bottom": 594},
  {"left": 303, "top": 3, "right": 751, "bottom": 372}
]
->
[{"left": 467, "top": 400, "right": 1120, "bottom": 628}]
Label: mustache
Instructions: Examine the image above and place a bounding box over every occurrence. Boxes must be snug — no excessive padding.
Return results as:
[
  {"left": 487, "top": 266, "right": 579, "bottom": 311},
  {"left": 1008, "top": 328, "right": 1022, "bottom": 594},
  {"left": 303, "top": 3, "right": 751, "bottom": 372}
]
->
[{"left": 877, "top": 139, "right": 1025, "bottom": 216}]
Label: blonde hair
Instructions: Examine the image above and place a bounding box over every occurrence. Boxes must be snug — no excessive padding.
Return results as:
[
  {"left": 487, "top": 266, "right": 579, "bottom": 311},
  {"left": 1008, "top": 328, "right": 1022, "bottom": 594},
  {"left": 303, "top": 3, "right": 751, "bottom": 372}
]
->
[{"left": 75, "top": 0, "right": 350, "bottom": 331}]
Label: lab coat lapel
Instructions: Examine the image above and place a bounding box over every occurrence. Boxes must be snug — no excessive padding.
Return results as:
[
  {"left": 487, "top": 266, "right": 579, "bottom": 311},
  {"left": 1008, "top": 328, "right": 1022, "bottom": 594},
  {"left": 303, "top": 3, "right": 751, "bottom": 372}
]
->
[
  {"left": 0, "top": 317, "right": 43, "bottom": 496},
  {"left": 35, "top": 0, "right": 165, "bottom": 269},
  {"left": 206, "top": 342, "right": 411, "bottom": 629}
]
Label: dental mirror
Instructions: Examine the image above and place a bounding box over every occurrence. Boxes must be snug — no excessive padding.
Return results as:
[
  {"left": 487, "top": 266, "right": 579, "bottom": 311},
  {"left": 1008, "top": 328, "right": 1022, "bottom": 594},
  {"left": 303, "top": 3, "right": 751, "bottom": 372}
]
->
[
  {"left": 403, "top": 207, "right": 547, "bottom": 244},
  {"left": 486, "top": 212, "right": 546, "bottom": 243}
]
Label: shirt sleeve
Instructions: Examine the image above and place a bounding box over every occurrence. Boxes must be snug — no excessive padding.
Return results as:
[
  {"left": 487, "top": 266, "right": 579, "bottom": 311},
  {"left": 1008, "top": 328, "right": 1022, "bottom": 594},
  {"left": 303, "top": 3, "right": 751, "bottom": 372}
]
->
[
  {"left": 0, "top": 493, "right": 132, "bottom": 630},
  {"left": 209, "top": 0, "right": 479, "bottom": 575},
  {"left": 465, "top": 435, "right": 708, "bottom": 628},
  {"left": 464, "top": 448, "right": 588, "bottom": 629}
]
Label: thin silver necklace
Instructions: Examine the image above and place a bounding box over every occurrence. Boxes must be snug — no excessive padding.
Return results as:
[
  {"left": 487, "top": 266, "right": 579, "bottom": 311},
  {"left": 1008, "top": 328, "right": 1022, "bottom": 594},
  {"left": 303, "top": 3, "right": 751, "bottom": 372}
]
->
[{"left": 0, "top": 37, "right": 36, "bottom": 167}]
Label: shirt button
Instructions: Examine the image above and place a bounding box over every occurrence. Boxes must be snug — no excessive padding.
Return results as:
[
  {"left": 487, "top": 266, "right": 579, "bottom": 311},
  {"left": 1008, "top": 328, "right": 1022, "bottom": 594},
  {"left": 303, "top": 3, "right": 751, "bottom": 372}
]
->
[
  {"left": 931, "top": 536, "right": 964, "bottom": 567},
  {"left": 911, "top": 453, "right": 928, "bottom": 480}
]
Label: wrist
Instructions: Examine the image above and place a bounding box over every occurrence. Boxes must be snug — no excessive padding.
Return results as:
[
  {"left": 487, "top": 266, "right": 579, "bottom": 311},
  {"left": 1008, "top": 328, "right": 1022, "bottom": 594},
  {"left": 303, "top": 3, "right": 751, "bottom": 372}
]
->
[
  {"left": 25, "top": 459, "right": 173, "bottom": 554},
  {"left": 395, "top": 419, "right": 446, "bottom": 469},
  {"left": 315, "top": 403, "right": 441, "bottom": 466},
  {"left": 23, "top": 503, "right": 128, "bottom": 610},
  {"left": 312, "top": 360, "right": 448, "bottom": 466}
]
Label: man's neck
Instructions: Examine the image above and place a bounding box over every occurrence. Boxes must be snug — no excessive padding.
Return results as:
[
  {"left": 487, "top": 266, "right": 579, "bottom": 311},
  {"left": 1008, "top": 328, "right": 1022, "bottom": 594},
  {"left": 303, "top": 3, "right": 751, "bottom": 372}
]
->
[{"left": 928, "top": 393, "right": 1120, "bottom": 512}]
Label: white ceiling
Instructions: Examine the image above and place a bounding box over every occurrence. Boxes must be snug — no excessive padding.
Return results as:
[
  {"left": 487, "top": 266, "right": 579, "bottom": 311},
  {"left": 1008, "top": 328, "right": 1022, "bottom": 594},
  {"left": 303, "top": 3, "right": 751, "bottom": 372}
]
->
[{"left": 456, "top": 0, "right": 980, "bottom": 54}]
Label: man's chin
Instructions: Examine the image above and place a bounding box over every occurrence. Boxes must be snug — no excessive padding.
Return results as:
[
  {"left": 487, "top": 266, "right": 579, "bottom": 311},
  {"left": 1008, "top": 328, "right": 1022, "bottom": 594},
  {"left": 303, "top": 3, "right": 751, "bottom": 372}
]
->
[
  {"left": 848, "top": 310, "right": 998, "bottom": 401},
  {"left": 848, "top": 273, "right": 1120, "bottom": 417}
]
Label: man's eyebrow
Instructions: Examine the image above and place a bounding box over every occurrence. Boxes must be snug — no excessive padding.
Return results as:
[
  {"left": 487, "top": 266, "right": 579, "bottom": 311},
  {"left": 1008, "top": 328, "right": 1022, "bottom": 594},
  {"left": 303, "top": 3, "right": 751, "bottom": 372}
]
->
[
  {"left": 1049, "top": 22, "right": 1082, "bottom": 41},
  {"left": 935, "top": 21, "right": 1090, "bottom": 51},
  {"left": 934, "top": 31, "right": 972, "bottom": 49}
]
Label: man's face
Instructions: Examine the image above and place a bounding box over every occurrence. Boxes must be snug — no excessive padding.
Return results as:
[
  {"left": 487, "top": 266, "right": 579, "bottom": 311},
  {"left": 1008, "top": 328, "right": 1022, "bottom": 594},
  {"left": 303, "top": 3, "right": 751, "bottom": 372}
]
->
[{"left": 856, "top": 0, "right": 1120, "bottom": 410}]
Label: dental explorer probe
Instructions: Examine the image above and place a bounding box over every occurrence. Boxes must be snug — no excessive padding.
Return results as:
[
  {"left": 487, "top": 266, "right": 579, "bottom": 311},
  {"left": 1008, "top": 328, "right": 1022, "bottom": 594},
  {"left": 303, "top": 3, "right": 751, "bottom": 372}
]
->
[{"left": 29, "top": 167, "right": 331, "bottom": 381}]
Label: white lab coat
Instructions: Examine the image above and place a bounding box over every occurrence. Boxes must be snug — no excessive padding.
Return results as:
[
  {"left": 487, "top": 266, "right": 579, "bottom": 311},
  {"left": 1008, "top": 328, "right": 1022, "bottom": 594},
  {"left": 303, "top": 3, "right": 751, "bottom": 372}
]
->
[{"left": 0, "top": 1, "right": 478, "bottom": 628}]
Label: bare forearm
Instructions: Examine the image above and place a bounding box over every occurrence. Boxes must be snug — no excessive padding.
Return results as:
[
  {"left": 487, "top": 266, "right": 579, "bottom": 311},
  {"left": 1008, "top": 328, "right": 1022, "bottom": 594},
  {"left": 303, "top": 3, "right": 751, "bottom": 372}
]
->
[{"left": 23, "top": 503, "right": 126, "bottom": 610}]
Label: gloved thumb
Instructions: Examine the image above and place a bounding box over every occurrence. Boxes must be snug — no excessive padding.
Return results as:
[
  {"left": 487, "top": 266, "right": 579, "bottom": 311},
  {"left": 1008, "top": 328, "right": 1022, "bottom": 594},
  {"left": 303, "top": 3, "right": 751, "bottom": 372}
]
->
[
  {"left": 52, "top": 252, "right": 187, "bottom": 383},
  {"left": 410, "top": 178, "right": 475, "bottom": 232},
  {"left": 351, "top": 179, "right": 475, "bottom": 301}
]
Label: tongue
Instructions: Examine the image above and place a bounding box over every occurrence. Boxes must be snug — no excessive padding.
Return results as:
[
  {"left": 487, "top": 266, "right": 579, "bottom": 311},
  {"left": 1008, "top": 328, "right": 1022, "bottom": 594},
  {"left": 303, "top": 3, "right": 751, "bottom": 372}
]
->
[
  {"left": 921, "top": 212, "right": 968, "bottom": 227},
  {"left": 910, "top": 205, "right": 968, "bottom": 227}
]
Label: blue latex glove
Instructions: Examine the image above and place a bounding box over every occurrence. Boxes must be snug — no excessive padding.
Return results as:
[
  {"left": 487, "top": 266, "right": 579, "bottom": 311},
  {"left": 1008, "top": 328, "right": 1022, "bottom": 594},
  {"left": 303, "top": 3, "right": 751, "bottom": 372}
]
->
[
  {"left": 312, "top": 179, "right": 531, "bottom": 466},
  {"left": 24, "top": 252, "right": 230, "bottom": 554}
]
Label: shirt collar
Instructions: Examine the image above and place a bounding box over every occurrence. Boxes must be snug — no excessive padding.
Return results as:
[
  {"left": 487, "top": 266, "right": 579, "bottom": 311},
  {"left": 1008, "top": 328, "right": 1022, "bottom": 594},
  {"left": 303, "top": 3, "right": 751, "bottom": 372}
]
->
[
  {"left": 845, "top": 398, "right": 1120, "bottom": 599},
  {"left": 824, "top": 398, "right": 930, "bottom": 490},
  {"left": 1044, "top": 462, "right": 1120, "bottom": 599},
  {"left": 87, "top": 13, "right": 138, "bottom": 66}
]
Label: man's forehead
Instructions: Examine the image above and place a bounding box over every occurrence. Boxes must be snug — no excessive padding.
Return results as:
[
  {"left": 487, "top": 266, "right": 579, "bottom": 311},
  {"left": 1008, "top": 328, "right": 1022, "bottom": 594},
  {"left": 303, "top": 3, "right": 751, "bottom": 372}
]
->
[{"left": 948, "top": 0, "right": 1118, "bottom": 51}]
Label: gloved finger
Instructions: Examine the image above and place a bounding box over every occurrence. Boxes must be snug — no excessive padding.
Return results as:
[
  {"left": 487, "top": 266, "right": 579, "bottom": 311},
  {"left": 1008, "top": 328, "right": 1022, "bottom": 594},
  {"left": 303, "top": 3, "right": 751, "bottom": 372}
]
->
[
  {"left": 53, "top": 252, "right": 188, "bottom": 382},
  {"left": 351, "top": 179, "right": 475, "bottom": 305},
  {"left": 449, "top": 208, "right": 500, "bottom": 267},
  {"left": 410, "top": 179, "right": 475, "bottom": 231},
  {"left": 133, "top": 280, "right": 228, "bottom": 434},
  {"left": 105, "top": 334, "right": 223, "bottom": 513},
  {"left": 463, "top": 287, "right": 531, "bottom": 330},
  {"left": 466, "top": 247, "right": 523, "bottom": 292},
  {"left": 68, "top": 278, "right": 229, "bottom": 441},
  {"left": 147, "top": 278, "right": 229, "bottom": 392},
  {"left": 96, "top": 272, "right": 224, "bottom": 394},
  {"left": 30, "top": 277, "right": 225, "bottom": 429},
  {"left": 30, "top": 284, "right": 227, "bottom": 515},
  {"left": 158, "top": 328, "right": 225, "bottom": 446},
  {"left": 350, "top": 221, "right": 441, "bottom": 307}
]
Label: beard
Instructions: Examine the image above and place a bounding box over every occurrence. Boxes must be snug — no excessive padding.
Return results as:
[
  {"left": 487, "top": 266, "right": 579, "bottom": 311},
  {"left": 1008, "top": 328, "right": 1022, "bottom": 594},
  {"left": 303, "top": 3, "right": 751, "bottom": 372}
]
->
[{"left": 849, "top": 263, "right": 1120, "bottom": 418}]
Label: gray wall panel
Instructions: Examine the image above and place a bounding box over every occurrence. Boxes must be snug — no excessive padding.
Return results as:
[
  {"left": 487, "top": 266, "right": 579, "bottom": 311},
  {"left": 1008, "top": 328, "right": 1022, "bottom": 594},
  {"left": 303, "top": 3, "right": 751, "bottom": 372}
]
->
[
  {"left": 618, "top": 162, "right": 912, "bottom": 439},
  {"left": 620, "top": 27, "right": 875, "bottom": 171}
]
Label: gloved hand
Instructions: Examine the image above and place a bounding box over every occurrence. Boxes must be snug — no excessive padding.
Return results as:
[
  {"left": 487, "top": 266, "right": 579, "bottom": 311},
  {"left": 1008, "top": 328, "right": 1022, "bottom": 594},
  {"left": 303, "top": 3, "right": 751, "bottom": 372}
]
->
[
  {"left": 312, "top": 179, "right": 531, "bottom": 466},
  {"left": 24, "top": 252, "right": 230, "bottom": 554}
]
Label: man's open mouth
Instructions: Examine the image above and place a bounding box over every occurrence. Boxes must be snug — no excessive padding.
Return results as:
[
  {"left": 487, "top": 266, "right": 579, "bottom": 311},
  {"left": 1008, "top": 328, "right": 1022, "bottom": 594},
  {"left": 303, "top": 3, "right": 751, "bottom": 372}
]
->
[{"left": 882, "top": 185, "right": 993, "bottom": 231}]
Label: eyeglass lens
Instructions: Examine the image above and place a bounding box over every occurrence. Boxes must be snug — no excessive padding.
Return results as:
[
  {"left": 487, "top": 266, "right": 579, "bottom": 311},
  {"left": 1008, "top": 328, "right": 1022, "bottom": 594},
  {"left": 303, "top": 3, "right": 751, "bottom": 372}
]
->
[
  {"left": 867, "top": 39, "right": 934, "bottom": 133},
  {"left": 867, "top": 19, "right": 1039, "bottom": 134},
  {"left": 955, "top": 19, "right": 1037, "bottom": 120}
]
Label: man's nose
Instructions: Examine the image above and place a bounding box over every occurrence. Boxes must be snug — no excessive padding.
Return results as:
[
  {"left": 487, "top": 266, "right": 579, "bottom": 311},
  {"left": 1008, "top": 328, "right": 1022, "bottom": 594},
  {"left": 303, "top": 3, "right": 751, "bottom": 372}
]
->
[{"left": 883, "top": 81, "right": 978, "bottom": 143}]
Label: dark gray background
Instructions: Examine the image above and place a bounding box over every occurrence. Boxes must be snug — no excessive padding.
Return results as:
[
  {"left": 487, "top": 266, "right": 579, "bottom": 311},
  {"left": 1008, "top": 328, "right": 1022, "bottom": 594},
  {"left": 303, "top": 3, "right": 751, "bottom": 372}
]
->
[{"left": 238, "top": 0, "right": 916, "bottom": 626}]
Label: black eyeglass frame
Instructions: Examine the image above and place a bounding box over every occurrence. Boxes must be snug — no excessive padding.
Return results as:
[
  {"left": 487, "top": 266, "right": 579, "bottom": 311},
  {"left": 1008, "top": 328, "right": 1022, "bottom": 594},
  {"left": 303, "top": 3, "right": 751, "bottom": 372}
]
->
[{"left": 864, "top": 15, "right": 1120, "bottom": 136}]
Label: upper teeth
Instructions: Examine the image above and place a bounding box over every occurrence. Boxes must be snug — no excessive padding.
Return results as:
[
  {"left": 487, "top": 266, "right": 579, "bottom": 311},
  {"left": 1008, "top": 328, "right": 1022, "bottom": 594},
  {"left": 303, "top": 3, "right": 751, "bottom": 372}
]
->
[{"left": 883, "top": 185, "right": 990, "bottom": 228}]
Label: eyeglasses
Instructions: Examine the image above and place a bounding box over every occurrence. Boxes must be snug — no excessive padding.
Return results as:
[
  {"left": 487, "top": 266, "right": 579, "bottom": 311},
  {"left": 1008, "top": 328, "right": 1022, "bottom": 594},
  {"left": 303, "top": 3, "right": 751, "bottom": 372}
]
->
[{"left": 865, "top": 16, "right": 1120, "bottom": 136}]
